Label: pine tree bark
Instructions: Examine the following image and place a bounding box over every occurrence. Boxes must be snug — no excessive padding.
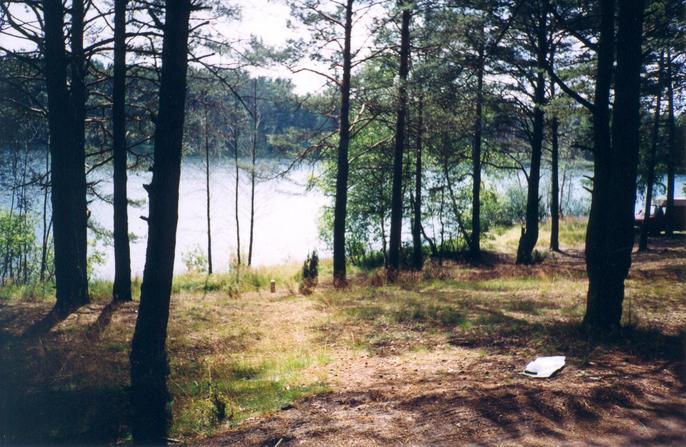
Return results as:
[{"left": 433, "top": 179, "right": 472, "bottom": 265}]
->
[
  {"left": 584, "top": 0, "right": 615, "bottom": 330},
  {"left": 470, "top": 46, "right": 485, "bottom": 259},
  {"left": 205, "top": 100, "right": 213, "bottom": 274},
  {"left": 665, "top": 49, "right": 676, "bottom": 236},
  {"left": 388, "top": 2, "right": 412, "bottom": 280},
  {"left": 42, "top": 0, "right": 89, "bottom": 314},
  {"left": 549, "top": 46, "right": 560, "bottom": 252},
  {"left": 233, "top": 127, "right": 241, "bottom": 266},
  {"left": 412, "top": 93, "right": 424, "bottom": 270},
  {"left": 584, "top": 0, "right": 645, "bottom": 331},
  {"left": 112, "top": 0, "right": 132, "bottom": 301},
  {"left": 332, "top": 0, "right": 354, "bottom": 288},
  {"left": 550, "top": 116, "right": 560, "bottom": 252},
  {"left": 550, "top": 90, "right": 560, "bottom": 251},
  {"left": 516, "top": 2, "right": 547, "bottom": 264},
  {"left": 639, "top": 50, "right": 664, "bottom": 251},
  {"left": 40, "top": 147, "right": 50, "bottom": 282},
  {"left": 129, "top": 1, "right": 192, "bottom": 442},
  {"left": 248, "top": 79, "right": 258, "bottom": 267}
]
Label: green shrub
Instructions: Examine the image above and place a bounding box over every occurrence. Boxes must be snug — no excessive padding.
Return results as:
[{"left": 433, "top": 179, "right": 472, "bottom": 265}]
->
[
  {"left": 299, "top": 250, "right": 319, "bottom": 295},
  {"left": 182, "top": 245, "right": 208, "bottom": 273},
  {"left": 0, "top": 210, "right": 39, "bottom": 285}
]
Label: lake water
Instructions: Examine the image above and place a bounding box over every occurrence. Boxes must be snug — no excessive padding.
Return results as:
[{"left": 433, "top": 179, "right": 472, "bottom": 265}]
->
[
  {"left": 90, "top": 157, "right": 328, "bottom": 279},
  {"left": 83, "top": 162, "right": 686, "bottom": 279},
  {"left": 1, "top": 150, "right": 684, "bottom": 280},
  {"left": 0, "top": 152, "right": 328, "bottom": 279}
]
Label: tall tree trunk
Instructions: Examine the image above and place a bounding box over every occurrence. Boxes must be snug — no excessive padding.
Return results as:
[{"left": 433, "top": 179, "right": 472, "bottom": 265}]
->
[
  {"left": 112, "top": 0, "right": 132, "bottom": 301},
  {"left": 549, "top": 45, "right": 560, "bottom": 251},
  {"left": 516, "top": 2, "right": 547, "bottom": 264},
  {"left": 40, "top": 146, "right": 50, "bottom": 282},
  {"left": 584, "top": 0, "right": 615, "bottom": 330},
  {"left": 584, "top": 0, "right": 645, "bottom": 331},
  {"left": 639, "top": 50, "right": 664, "bottom": 251},
  {"left": 550, "top": 76, "right": 560, "bottom": 252},
  {"left": 412, "top": 93, "right": 423, "bottom": 270},
  {"left": 388, "top": 2, "right": 412, "bottom": 280},
  {"left": 233, "top": 128, "right": 241, "bottom": 266},
  {"left": 205, "top": 101, "right": 213, "bottom": 273},
  {"left": 69, "top": 0, "right": 89, "bottom": 281},
  {"left": 665, "top": 49, "right": 676, "bottom": 236},
  {"left": 470, "top": 46, "right": 485, "bottom": 259},
  {"left": 21, "top": 144, "right": 30, "bottom": 283},
  {"left": 129, "top": 1, "right": 192, "bottom": 443},
  {"left": 42, "top": 0, "right": 89, "bottom": 315},
  {"left": 332, "top": 0, "right": 354, "bottom": 288},
  {"left": 248, "top": 79, "right": 258, "bottom": 267},
  {"left": 380, "top": 213, "right": 388, "bottom": 266}
]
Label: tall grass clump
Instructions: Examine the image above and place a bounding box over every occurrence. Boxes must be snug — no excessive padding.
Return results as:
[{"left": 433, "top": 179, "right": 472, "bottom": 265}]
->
[
  {"left": 299, "top": 250, "right": 319, "bottom": 295},
  {"left": 172, "top": 263, "right": 301, "bottom": 297}
]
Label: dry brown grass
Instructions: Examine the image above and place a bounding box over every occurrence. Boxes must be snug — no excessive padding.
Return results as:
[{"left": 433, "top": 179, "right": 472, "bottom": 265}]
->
[
  {"left": 1, "top": 231, "right": 684, "bottom": 445},
  {"left": 0, "top": 290, "right": 331, "bottom": 443},
  {"left": 202, "top": 236, "right": 686, "bottom": 446}
]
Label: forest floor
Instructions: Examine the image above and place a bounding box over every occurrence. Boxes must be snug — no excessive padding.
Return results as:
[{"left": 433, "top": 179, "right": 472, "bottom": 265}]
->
[{"left": 1, "top": 224, "right": 685, "bottom": 445}]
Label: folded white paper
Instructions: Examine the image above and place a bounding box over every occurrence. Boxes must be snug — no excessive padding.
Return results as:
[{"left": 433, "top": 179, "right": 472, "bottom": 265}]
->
[{"left": 522, "top": 356, "right": 566, "bottom": 378}]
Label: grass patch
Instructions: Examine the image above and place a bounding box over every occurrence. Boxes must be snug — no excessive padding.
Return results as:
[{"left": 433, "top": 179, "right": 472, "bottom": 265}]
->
[
  {"left": 318, "top": 273, "right": 590, "bottom": 355},
  {"left": 172, "top": 263, "right": 301, "bottom": 297},
  {"left": 1, "top": 226, "right": 683, "bottom": 444},
  {"left": 393, "top": 300, "right": 467, "bottom": 327},
  {"left": 0, "top": 282, "right": 55, "bottom": 301},
  {"left": 0, "top": 290, "right": 331, "bottom": 444},
  {"left": 503, "top": 299, "right": 542, "bottom": 315},
  {"left": 163, "top": 293, "right": 330, "bottom": 439},
  {"left": 170, "top": 352, "right": 329, "bottom": 437},
  {"left": 484, "top": 217, "right": 587, "bottom": 253}
]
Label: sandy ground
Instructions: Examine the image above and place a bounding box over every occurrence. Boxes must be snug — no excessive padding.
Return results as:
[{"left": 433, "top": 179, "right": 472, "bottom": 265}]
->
[{"left": 200, "top": 240, "right": 686, "bottom": 447}]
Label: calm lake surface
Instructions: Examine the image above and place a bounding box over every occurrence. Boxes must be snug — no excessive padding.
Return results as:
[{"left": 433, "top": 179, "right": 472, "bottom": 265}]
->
[
  {"left": 90, "top": 157, "right": 328, "bottom": 279},
  {"left": 1, "top": 150, "right": 684, "bottom": 280}
]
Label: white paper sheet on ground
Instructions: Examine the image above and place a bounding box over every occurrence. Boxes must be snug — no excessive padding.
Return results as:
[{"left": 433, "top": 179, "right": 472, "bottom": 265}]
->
[{"left": 522, "top": 356, "right": 566, "bottom": 378}]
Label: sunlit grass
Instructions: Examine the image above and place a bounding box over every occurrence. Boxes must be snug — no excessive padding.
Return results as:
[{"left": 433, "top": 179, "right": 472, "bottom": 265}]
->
[
  {"left": 0, "top": 282, "right": 55, "bottom": 301},
  {"left": 1, "top": 220, "right": 683, "bottom": 444},
  {"left": 0, "top": 263, "right": 303, "bottom": 303},
  {"left": 165, "top": 292, "right": 331, "bottom": 439},
  {"left": 484, "top": 217, "right": 587, "bottom": 254},
  {"left": 171, "top": 263, "right": 302, "bottom": 297},
  {"left": 170, "top": 351, "right": 329, "bottom": 438},
  {"left": 0, "top": 289, "right": 331, "bottom": 443},
  {"left": 315, "top": 272, "right": 589, "bottom": 354}
]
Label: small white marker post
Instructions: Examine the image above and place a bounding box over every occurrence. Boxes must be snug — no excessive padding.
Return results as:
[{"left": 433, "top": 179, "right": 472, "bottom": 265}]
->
[{"left": 270, "top": 279, "right": 276, "bottom": 293}]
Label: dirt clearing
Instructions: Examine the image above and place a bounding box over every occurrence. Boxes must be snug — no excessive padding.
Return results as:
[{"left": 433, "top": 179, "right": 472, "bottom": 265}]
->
[{"left": 200, "top": 238, "right": 686, "bottom": 446}]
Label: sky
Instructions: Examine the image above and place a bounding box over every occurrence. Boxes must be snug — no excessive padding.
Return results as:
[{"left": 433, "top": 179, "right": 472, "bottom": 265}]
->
[
  {"left": 223, "top": 0, "right": 382, "bottom": 95},
  {"left": 207, "top": 0, "right": 334, "bottom": 94},
  {"left": 0, "top": 0, "right": 389, "bottom": 95},
  {"left": 224, "top": 0, "right": 329, "bottom": 94},
  {"left": 0, "top": 0, "right": 332, "bottom": 95}
]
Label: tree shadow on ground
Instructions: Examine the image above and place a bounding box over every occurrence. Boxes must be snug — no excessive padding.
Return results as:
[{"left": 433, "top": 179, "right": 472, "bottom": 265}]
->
[
  {"left": 392, "top": 374, "right": 686, "bottom": 446},
  {"left": 0, "top": 303, "right": 133, "bottom": 445},
  {"left": 0, "top": 385, "right": 129, "bottom": 445},
  {"left": 21, "top": 306, "right": 78, "bottom": 338},
  {"left": 211, "top": 296, "right": 685, "bottom": 445},
  {"left": 85, "top": 300, "right": 124, "bottom": 340},
  {"left": 201, "top": 360, "right": 686, "bottom": 446}
]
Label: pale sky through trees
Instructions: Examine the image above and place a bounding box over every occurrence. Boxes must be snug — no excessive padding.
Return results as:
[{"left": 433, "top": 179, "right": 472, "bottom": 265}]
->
[
  {"left": 232, "top": 0, "right": 384, "bottom": 94},
  {"left": 0, "top": 0, "right": 335, "bottom": 94},
  {"left": 230, "top": 0, "right": 328, "bottom": 94}
]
